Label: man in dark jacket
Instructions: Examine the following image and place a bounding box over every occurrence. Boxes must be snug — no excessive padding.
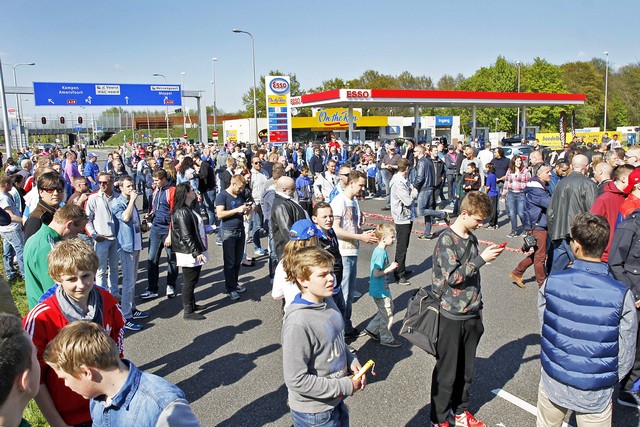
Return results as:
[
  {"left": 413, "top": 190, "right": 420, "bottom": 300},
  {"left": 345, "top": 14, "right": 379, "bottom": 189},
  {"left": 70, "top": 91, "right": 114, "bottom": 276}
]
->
[
  {"left": 414, "top": 145, "right": 449, "bottom": 240},
  {"left": 547, "top": 154, "right": 597, "bottom": 272},
  {"left": 510, "top": 163, "right": 551, "bottom": 288},
  {"left": 308, "top": 147, "right": 325, "bottom": 176},
  {"left": 271, "top": 176, "right": 308, "bottom": 260},
  {"left": 444, "top": 145, "right": 457, "bottom": 204}
]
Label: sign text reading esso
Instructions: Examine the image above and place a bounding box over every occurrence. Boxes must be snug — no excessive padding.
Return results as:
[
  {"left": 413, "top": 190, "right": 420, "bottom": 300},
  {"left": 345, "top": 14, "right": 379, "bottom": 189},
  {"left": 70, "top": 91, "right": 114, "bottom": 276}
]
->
[
  {"left": 270, "top": 78, "right": 290, "bottom": 94},
  {"left": 346, "top": 90, "right": 370, "bottom": 99},
  {"left": 290, "top": 97, "right": 302, "bottom": 106}
]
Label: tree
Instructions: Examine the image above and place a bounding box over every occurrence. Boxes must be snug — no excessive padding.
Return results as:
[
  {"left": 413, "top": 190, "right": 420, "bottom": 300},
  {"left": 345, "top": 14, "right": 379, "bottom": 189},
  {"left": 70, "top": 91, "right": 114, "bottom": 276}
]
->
[
  {"left": 560, "top": 61, "right": 603, "bottom": 129},
  {"left": 523, "top": 58, "right": 569, "bottom": 132}
]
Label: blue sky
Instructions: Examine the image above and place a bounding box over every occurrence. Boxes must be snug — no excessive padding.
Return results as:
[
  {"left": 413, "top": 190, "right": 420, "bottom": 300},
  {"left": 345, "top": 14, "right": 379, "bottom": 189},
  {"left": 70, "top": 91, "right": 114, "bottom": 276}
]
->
[{"left": 2, "top": 0, "right": 638, "bottom": 118}]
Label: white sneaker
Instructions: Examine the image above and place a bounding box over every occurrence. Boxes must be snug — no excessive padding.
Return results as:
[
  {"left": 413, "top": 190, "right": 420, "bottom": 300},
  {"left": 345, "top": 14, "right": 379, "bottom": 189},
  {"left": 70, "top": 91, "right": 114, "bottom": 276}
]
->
[
  {"left": 228, "top": 291, "right": 240, "bottom": 301},
  {"left": 353, "top": 290, "right": 362, "bottom": 298},
  {"left": 166, "top": 285, "right": 175, "bottom": 299}
]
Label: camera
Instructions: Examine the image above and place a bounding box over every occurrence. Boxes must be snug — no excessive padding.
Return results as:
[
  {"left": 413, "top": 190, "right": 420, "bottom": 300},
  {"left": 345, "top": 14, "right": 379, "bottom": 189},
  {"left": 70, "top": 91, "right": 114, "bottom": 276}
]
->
[
  {"left": 521, "top": 234, "right": 538, "bottom": 252},
  {"left": 140, "top": 218, "right": 150, "bottom": 233}
]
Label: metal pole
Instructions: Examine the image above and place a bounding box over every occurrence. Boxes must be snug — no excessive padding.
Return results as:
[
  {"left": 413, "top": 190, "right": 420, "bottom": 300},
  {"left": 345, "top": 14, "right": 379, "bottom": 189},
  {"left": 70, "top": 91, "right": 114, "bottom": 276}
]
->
[
  {"left": 152, "top": 73, "right": 170, "bottom": 140},
  {"left": 233, "top": 29, "right": 258, "bottom": 143},
  {"left": 181, "top": 72, "right": 186, "bottom": 139},
  {"left": 0, "top": 59, "right": 13, "bottom": 158},
  {"left": 516, "top": 61, "right": 521, "bottom": 136},
  {"left": 212, "top": 57, "right": 218, "bottom": 133},
  {"left": 604, "top": 51, "right": 609, "bottom": 132},
  {"left": 11, "top": 63, "right": 35, "bottom": 148}
]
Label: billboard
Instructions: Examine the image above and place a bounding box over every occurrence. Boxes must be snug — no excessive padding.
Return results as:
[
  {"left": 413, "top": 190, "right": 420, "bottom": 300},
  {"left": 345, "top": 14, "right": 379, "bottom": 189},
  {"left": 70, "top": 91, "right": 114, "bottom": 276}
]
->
[{"left": 265, "top": 76, "right": 292, "bottom": 144}]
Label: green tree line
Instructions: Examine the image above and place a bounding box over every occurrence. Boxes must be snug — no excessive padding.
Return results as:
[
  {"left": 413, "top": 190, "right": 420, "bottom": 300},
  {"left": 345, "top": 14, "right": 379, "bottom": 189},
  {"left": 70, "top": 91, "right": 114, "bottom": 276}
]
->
[{"left": 241, "top": 56, "right": 639, "bottom": 134}]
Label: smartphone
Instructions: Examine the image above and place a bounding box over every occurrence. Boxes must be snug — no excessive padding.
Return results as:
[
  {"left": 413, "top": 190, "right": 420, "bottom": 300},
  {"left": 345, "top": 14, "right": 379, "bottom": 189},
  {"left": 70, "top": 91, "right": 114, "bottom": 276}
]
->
[{"left": 497, "top": 242, "right": 508, "bottom": 248}]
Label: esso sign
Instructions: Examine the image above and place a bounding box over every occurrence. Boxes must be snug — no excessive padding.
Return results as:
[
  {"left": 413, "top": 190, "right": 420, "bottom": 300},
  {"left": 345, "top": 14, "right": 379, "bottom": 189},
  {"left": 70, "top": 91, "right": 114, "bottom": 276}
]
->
[
  {"left": 269, "top": 78, "right": 289, "bottom": 94},
  {"left": 290, "top": 96, "right": 302, "bottom": 106},
  {"left": 346, "top": 90, "right": 370, "bottom": 99}
]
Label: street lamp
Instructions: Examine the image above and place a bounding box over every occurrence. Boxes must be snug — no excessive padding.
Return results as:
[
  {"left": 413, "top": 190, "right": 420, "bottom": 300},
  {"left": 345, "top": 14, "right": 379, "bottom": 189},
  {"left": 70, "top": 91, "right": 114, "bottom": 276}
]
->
[
  {"left": 211, "top": 57, "right": 218, "bottom": 136},
  {"left": 603, "top": 51, "right": 609, "bottom": 133},
  {"left": 516, "top": 60, "right": 521, "bottom": 136},
  {"left": 152, "top": 73, "right": 170, "bottom": 139},
  {"left": 232, "top": 29, "right": 258, "bottom": 143},
  {"left": 180, "top": 72, "right": 187, "bottom": 139},
  {"left": 12, "top": 62, "right": 35, "bottom": 148}
]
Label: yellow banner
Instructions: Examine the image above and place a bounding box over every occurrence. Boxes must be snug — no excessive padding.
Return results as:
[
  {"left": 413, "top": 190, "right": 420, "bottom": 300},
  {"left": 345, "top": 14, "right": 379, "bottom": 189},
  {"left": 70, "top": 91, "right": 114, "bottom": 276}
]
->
[
  {"left": 267, "top": 95, "right": 287, "bottom": 106},
  {"left": 537, "top": 132, "right": 613, "bottom": 149},
  {"left": 226, "top": 129, "right": 237, "bottom": 142},
  {"left": 293, "top": 110, "right": 387, "bottom": 129}
]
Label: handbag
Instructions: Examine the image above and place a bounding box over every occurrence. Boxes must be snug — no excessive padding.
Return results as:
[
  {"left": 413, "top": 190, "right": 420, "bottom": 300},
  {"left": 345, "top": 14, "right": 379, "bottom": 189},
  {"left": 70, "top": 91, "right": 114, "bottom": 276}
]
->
[
  {"left": 399, "top": 287, "right": 441, "bottom": 356},
  {"left": 400, "top": 234, "right": 472, "bottom": 356}
]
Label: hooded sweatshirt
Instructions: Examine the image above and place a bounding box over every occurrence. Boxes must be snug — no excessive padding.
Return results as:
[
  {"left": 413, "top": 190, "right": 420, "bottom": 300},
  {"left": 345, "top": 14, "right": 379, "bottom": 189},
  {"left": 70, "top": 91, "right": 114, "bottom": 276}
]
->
[
  {"left": 282, "top": 295, "right": 357, "bottom": 413},
  {"left": 590, "top": 180, "right": 627, "bottom": 262}
]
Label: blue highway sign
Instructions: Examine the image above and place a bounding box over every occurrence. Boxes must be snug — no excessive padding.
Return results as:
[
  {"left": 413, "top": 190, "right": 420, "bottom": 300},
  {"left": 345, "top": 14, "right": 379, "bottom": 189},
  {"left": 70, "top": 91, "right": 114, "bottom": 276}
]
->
[{"left": 33, "top": 82, "right": 182, "bottom": 107}]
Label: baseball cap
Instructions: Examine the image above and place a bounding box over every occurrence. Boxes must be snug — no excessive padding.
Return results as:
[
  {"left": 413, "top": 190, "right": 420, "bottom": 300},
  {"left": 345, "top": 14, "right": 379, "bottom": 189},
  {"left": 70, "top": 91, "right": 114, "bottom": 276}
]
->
[
  {"left": 624, "top": 168, "right": 640, "bottom": 194},
  {"left": 88, "top": 153, "right": 98, "bottom": 159},
  {"left": 289, "top": 219, "right": 322, "bottom": 241},
  {"left": 448, "top": 145, "right": 455, "bottom": 150}
]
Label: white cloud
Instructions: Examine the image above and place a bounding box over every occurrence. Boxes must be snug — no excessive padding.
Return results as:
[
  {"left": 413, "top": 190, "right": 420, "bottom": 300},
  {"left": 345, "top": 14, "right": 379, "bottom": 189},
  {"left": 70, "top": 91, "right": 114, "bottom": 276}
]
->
[{"left": 577, "top": 51, "right": 588, "bottom": 58}]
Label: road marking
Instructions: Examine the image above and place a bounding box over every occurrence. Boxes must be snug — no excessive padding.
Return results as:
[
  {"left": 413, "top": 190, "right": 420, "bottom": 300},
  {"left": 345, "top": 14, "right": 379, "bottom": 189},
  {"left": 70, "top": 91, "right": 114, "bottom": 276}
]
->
[{"left": 492, "top": 388, "right": 573, "bottom": 427}]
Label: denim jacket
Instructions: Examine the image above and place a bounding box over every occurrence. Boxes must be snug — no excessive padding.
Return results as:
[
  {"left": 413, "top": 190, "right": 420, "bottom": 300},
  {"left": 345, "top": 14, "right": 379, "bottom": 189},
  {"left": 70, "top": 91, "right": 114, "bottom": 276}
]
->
[
  {"left": 90, "top": 360, "right": 200, "bottom": 427},
  {"left": 110, "top": 195, "right": 139, "bottom": 253}
]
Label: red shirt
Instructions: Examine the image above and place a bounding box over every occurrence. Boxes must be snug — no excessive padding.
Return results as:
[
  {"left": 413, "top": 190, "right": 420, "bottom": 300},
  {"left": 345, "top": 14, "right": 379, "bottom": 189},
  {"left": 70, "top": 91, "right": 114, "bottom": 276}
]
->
[{"left": 23, "top": 287, "right": 125, "bottom": 426}]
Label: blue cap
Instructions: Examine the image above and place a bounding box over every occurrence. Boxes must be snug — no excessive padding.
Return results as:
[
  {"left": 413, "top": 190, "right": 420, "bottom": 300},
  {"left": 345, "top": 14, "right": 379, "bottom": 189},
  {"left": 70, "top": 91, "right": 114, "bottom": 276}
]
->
[{"left": 289, "top": 219, "right": 322, "bottom": 241}]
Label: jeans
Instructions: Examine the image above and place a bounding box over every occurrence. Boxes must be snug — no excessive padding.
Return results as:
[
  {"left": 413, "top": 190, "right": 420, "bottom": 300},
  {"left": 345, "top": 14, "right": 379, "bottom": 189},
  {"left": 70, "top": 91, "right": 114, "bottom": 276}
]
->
[
  {"left": 382, "top": 172, "right": 392, "bottom": 208},
  {"left": 366, "top": 297, "right": 394, "bottom": 344},
  {"left": 506, "top": 191, "right": 525, "bottom": 233},
  {"left": 147, "top": 227, "right": 178, "bottom": 294},
  {"left": 446, "top": 173, "right": 457, "bottom": 201},
  {"left": 120, "top": 250, "right": 139, "bottom": 319},
  {"left": 1, "top": 229, "right": 24, "bottom": 279},
  {"left": 394, "top": 223, "right": 412, "bottom": 279},
  {"left": 291, "top": 400, "right": 349, "bottom": 427},
  {"left": 202, "top": 188, "right": 217, "bottom": 226},
  {"left": 95, "top": 238, "right": 120, "bottom": 298},
  {"left": 252, "top": 204, "right": 264, "bottom": 251},
  {"left": 549, "top": 237, "right": 575, "bottom": 273},
  {"left": 417, "top": 188, "right": 446, "bottom": 236},
  {"left": 341, "top": 256, "right": 357, "bottom": 334},
  {"left": 221, "top": 228, "right": 244, "bottom": 293},
  {"left": 513, "top": 230, "right": 548, "bottom": 287}
]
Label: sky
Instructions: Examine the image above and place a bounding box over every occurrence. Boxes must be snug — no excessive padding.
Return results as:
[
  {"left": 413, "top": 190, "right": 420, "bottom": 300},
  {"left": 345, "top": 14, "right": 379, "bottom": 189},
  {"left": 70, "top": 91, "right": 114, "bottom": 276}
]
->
[{"left": 2, "top": 0, "right": 639, "bottom": 120}]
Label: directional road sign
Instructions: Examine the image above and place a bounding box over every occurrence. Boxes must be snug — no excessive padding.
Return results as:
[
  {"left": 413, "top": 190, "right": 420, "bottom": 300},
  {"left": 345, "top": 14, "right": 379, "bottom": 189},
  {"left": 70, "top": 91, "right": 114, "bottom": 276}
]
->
[{"left": 33, "top": 82, "right": 182, "bottom": 107}]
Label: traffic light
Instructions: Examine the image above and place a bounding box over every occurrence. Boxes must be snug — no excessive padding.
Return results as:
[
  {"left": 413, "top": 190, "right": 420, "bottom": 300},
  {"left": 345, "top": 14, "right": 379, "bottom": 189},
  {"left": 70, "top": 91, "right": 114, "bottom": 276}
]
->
[
  {"left": 77, "top": 116, "right": 83, "bottom": 124},
  {"left": 59, "top": 116, "right": 65, "bottom": 124},
  {"left": 41, "top": 117, "right": 46, "bottom": 125}
]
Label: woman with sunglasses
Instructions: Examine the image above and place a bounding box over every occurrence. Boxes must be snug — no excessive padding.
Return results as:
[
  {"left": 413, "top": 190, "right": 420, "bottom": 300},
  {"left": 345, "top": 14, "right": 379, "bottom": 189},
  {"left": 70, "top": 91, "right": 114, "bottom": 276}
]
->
[{"left": 171, "top": 182, "right": 208, "bottom": 320}]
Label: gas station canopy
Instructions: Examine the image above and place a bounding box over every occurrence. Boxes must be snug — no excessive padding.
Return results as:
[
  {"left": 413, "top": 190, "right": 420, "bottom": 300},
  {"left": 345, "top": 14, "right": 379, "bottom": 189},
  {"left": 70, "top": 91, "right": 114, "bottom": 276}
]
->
[{"left": 290, "top": 89, "right": 586, "bottom": 109}]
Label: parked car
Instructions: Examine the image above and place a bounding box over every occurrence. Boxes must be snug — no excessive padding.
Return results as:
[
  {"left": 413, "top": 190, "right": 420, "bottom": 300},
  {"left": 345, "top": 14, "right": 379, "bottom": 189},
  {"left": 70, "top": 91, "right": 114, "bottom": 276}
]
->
[
  {"left": 501, "top": 135, "right": 525, "bottom": 146},
  {"left": 503, "top": 144, "right": 533, "bottom": 164}
]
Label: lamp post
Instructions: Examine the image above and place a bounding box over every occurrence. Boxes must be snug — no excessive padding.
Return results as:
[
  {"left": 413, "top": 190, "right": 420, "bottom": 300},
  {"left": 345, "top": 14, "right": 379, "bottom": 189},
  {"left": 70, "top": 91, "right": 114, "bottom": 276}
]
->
[
  {"left": 152, "top": 73, "right": 170, "bottom": 139},
  {"left": 12, "top": 62, "right": 35, "bottom": 148},
  {"left": 232, "top": 29, "right": 258, "bottom": 143},
  {"left": 516, "top": 60, "right": 521, "bottom": 136},
  {"left": 180, "top": 72, "right": 187, "bottom": 139},
  {"left": 603, "top": 51, "right": 609, "bottom": 133},
  {"left": 211, "top": 57, "right": 218, "bottom": 136}
]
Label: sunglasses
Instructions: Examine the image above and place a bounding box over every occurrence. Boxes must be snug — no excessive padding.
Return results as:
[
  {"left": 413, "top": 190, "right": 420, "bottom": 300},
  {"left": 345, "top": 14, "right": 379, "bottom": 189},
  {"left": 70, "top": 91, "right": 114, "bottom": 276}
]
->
[
  {"left": 98, "top": 181, "right": 110, "bottom": 185},
  {"left": 42, "top": 187, "right": 64, "bottom": 194}
]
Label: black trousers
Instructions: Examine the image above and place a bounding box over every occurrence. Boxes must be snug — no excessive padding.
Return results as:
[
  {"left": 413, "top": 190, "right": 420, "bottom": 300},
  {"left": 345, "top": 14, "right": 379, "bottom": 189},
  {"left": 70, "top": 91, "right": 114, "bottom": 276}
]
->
[
  {"left": 621, "top": 313, "right": 640, "bottom": 392},
  {"left": 488, "top": 195, "right": 498, "bottom": 227},
  {"left": 182, "top": 265, "right": 202, "bottom": 312},
  {"left": 394, "top": 223, "right": 412, "bottom": 280},
  {"left": 221, "top": 228, "right": 244, "bottom": 293},
  {"left": 430, "top": 315, "right": 484, "bottom": 424}
]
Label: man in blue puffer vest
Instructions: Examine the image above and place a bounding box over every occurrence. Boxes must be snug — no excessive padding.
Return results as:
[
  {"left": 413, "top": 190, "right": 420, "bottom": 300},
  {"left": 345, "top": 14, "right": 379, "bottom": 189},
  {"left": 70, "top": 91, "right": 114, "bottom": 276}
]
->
[{"left": 536, "top": 212, "right": 637, "bottom": 426}]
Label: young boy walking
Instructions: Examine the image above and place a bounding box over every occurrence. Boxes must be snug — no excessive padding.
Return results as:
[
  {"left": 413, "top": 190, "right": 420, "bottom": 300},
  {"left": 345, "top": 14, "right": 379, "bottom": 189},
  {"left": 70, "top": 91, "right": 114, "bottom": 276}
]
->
[
  {"left": 364, "top": 223, "right": 401, "bottom": 347},
  {"left": 23, "top": 238, "right": 125, "bottom": 427},
  {"left": 43, "top": 321, "right": 201, "bottom": 426},
  {"left": 430, "top": 191, "right": 504, "bottom": 427},
  {"left": 282, "top": 246, "right": 365, "bottom": 426}
]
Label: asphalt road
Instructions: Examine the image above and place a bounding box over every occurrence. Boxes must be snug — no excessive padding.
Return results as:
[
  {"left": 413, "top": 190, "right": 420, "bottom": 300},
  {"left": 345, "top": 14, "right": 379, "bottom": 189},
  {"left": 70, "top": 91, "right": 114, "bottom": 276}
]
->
[{"left": 88, "top": 148, "right": 639, "bottom": 426}]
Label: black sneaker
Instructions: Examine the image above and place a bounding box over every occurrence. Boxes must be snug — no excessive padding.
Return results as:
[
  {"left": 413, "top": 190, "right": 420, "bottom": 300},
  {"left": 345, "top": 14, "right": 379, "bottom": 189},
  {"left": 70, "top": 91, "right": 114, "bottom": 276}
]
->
[
  {"left": 345, "top": 328, "right": 366, "bottom": 339},
  {"left": 618, "top": 390, "right": 640, "bottom": 409},
  {"left": 397, "top": 277, "right": 411, "bottom": 286},
  {"left": 364, "top": 329, "right": 380, "bottom": 342},
  {"left": 418, "top": 234, "right": 435, "bottom": 240}
]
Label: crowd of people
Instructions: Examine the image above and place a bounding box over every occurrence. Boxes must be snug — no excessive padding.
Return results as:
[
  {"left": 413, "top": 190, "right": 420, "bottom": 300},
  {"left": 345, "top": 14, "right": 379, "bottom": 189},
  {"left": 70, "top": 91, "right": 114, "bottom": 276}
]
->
[{"left": 0, "top": 132, "right": 639, "bottom": 426}]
